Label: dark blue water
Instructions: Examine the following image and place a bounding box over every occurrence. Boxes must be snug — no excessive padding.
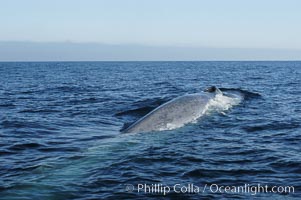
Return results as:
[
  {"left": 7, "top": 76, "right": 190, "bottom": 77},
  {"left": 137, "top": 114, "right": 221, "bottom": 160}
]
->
[{"left": 0, "top": 61, "right": 300, "bottom": 199}]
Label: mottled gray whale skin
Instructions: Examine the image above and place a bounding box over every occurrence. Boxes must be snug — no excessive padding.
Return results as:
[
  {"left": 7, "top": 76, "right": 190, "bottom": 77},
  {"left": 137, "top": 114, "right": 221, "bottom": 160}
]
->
[{"left": 122, "top": 90, "right": 221, "bottom": 133}]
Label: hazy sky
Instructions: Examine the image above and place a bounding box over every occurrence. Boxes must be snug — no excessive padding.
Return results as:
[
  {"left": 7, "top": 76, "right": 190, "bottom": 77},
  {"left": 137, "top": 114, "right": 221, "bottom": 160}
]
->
[{"left": 1, "top": 0, "right": 301, "bottom": 60}]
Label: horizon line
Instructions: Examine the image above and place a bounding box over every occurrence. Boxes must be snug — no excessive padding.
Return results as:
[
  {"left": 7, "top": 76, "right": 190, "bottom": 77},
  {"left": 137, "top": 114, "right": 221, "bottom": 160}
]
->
[
  {"left": 1, "top": 40, "right": 301, "bottom": 51},
  {"left": 1, "top": 60, "right": 301, "bottom": 63}
]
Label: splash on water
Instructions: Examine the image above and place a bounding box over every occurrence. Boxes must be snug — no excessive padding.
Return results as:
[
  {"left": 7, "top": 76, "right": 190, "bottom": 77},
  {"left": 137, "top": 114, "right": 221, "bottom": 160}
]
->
[{"left": 207, "top": 92, "right": 243, "bottom": 113}]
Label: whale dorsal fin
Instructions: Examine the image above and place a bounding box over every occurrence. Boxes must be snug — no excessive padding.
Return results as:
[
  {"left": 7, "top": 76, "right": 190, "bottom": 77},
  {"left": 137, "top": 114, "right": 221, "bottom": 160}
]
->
[{"left": 204, "top": 86, "right": 223, "bottom": 95}]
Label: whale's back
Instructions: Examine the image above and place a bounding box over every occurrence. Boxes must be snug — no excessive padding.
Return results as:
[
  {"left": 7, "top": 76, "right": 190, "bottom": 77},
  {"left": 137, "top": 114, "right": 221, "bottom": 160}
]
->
[{"left": 123, "top": 93, "right": 212, "bottom": 133}]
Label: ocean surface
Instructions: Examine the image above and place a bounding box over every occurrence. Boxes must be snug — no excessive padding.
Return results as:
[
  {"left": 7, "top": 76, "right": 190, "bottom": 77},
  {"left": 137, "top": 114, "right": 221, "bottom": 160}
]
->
[{"left": 0, "top": 61, "right": 300, "bottom": 199}]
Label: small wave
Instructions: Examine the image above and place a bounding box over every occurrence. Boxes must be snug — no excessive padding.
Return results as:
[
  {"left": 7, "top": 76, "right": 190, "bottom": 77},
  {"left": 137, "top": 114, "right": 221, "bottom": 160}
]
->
[
  {"left": 242, "top": 121, "right": 300, "bottom": 132},
  {"left": 183, "top": 168, "right": 275, "bottom": 178},
  {"left": 8, "top": 143, "right": 44, "bottom": 151},
  {"left": 181, "top": 156, "right": 205, "bottom": 163},
  {"left": 0, "top": 103, "right": 16, "bottom": 108},
  {"left": 1, "top": 120, "right": 51, "bottom": 130},
  {"left": 53, "top": 85, "right": 83, "bottom": 92},
  {"left": 0, "top": 150, "right": 17, "bottom": 155},
  {"left": 269, "top": 159, "right": 301, "bottom": 173},
  {"left": 38, "top": 146, "right": 81, "bottom": 152},
  {"left": 75, "top": 135, "right": 115, "bottom": 141},
  {"left": 220, "top": 88, "right": 261, "bottom": 100},
  {"left": 12, "top": 164, "right": 54, "bottom": 172},
  {"left": 18, "top": 109, "right": 60, "bottom": 113},
  {"left": 19, "top": 90, "right": 36, "bottom": 94}
]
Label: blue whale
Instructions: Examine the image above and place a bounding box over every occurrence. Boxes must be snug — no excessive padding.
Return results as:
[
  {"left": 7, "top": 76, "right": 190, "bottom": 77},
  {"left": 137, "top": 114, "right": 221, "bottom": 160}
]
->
[{"left": 122, "top": 86, "right": 224, "bottom": 133}]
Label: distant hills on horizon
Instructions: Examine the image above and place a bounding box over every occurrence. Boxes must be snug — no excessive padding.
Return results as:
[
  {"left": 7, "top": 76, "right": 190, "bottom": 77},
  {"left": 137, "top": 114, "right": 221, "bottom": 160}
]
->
[{"left": 0, "top": 41, "right": 301, "bottom": 61}]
